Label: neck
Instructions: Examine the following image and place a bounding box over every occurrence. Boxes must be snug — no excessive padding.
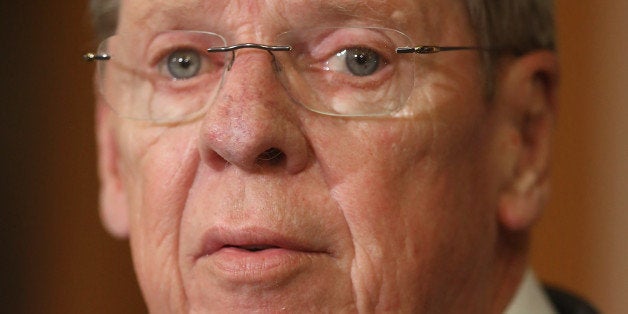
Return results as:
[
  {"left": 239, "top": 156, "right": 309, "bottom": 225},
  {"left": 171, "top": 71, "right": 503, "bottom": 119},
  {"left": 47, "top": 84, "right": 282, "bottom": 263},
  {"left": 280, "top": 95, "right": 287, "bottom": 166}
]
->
[{"left": 489, "top": 230, "right": 530, "bottom": 313}]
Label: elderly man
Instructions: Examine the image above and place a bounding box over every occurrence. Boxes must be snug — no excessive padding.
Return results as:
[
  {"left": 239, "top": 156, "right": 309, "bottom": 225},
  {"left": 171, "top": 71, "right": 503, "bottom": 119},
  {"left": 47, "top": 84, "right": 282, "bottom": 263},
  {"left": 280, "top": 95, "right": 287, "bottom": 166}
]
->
[{"left": 85, "top": 0, "right": 595, "bottom": 312}]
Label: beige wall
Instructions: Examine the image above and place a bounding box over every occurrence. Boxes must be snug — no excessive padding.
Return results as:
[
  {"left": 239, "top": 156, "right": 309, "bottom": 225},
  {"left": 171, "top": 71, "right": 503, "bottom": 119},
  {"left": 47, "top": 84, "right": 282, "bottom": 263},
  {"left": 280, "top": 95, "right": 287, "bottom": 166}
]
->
[
  {"left": 1, "top": 0, "right": 625, "bottom": 313},
  {"left": 531, "top": 1, "right": 628, "bottom": 313}
]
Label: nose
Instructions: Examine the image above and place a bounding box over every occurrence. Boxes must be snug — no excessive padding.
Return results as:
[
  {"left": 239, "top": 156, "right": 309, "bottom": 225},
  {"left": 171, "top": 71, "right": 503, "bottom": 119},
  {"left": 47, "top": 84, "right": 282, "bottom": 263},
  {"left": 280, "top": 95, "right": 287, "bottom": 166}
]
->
[{"left": 199, "top": 49, "right": 310, "bottom": 173}]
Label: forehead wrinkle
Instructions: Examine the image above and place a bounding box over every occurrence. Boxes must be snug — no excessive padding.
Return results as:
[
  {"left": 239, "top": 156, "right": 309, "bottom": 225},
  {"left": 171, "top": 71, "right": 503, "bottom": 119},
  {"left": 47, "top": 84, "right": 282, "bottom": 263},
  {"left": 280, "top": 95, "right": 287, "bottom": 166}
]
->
[
  {"left": 311, "top": 0, "right": 470, "bottom": 44},
  {"left": 305, "top": 0, "right": 419, "bottom": 31},
  {"left": 120, "top": 0, "right": 473, "bottom": 48},
  {"left": 122, "top": 0, "right": 426, "bottom": 33},
  {"left": 121, "top": 0, "right": 228, "bottom": 32}
]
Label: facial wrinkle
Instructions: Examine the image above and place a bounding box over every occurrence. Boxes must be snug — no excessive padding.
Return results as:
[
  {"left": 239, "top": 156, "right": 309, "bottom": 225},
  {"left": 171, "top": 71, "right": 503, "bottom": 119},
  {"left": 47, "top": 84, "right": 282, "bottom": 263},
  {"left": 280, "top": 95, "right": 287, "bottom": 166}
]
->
[
  {"left": 172, "top": 127, "right": 204, "bottom": 313},
  {"left": 128, "top": 0, "right": 420, "bottom": 42},
  {"left": 311, "top": 124, "right": 394, "bottom": 312},
  {"left": 133, "top": 124, "right": 166, "bottom": 171},
  {"left": 416, "top": 87, "right": 438, "bottom": 168},
  {"left": 136, "top": 188, "right": 189, "bottom": 313},
  {"left": 324, "top": 0, "right": 414, "bottom": 29},
  {"left": 127, "top": 123, "right": 198, "bottom": 313},
  {"left": 301, "top": 120, "right": 360, "bottom": 310},
  {"left": 350, "top": 239, "right": 383, "bottom": 312},
  {"left": 128, "top": 0, "right": 224, "bottom": 32}
]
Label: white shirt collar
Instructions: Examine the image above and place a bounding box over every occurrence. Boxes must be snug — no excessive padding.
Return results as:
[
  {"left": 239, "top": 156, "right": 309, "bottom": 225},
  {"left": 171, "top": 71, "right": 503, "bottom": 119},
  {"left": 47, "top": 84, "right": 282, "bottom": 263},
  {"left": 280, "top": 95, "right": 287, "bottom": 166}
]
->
[{"left": 503, "top": 269, "right": 557, "bottom": 314}]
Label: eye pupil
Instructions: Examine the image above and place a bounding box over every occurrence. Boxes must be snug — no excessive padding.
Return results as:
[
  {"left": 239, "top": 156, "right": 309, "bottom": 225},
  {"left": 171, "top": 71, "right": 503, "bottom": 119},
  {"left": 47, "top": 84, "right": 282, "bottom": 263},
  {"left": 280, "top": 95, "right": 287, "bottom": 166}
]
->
[
  {"left": 167, "top": 50, "right": 201, "bottom": 79},
  {"left": 176, "top": 57, "right": 192, "bottom": 68},
  {"left": 345, "top": 47, "right": 380, "bottom": 76}
]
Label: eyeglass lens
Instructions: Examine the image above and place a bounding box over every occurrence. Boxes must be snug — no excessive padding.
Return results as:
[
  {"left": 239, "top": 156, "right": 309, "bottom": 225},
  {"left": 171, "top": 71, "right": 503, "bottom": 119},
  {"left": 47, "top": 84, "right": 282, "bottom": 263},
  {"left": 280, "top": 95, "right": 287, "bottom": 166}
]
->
[{"left": 97, "top": 27, "right": 416, "bottom": 122}]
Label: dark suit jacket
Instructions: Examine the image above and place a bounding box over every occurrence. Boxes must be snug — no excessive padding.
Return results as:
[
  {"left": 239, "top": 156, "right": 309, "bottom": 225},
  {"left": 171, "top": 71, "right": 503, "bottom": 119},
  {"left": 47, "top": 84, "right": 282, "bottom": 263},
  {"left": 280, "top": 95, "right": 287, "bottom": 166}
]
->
[{"left": 545, "top": 286, "right": 599, "bottom": 314}]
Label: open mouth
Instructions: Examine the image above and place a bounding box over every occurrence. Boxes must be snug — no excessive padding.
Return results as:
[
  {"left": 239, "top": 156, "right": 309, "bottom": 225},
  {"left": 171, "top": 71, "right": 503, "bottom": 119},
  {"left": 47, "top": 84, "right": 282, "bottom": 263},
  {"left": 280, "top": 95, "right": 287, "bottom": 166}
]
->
[{"left": 224, "top": 245, "right": 280, "bottom": 252}]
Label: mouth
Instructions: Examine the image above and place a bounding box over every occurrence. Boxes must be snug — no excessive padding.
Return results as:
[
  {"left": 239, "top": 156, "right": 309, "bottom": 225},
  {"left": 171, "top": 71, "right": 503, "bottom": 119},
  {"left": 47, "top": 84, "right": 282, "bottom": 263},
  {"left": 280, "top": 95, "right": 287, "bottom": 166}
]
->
[
  {"left": 222, "top": 244, "right": 280, "bottom": 252},
  {"left": 196, "top": 227, "right": 331, "bottom": 283},
  {"left": 199, "top": 226, "right": 328, "bottom": 256}
]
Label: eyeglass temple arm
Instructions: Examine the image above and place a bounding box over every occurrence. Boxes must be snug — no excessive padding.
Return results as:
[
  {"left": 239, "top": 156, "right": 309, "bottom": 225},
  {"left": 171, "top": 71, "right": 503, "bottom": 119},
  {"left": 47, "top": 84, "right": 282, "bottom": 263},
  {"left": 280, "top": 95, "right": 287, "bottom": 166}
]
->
[
  {"left": 81, "top": 43, "right": 290, "bottom": 62},
  {"left": 81, "top": 43, "right": 290, "bottom": 65},
  {"left": 84, "top": 44, "right": 483, "bottom": 61},
  {"left": 396, "top": 46, "right": 486, "bottom": 54},
  {"left": 83, "top": 53, "right": 111, "bottom": 61}
]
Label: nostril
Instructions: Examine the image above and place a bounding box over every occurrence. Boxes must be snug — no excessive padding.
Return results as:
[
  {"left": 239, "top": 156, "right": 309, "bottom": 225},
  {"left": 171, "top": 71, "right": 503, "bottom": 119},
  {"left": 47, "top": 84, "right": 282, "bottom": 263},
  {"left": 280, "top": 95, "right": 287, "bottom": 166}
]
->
[{"left": 256, "top": 147, "right": 284, "bottom": 165}]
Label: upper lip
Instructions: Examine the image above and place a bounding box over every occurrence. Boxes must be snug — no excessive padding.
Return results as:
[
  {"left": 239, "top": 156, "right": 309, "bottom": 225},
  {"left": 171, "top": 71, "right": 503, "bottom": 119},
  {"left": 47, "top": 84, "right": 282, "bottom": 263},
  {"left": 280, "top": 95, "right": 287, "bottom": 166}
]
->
[{"left": 197, "top": 226, "right": 329, "bottom": 259}]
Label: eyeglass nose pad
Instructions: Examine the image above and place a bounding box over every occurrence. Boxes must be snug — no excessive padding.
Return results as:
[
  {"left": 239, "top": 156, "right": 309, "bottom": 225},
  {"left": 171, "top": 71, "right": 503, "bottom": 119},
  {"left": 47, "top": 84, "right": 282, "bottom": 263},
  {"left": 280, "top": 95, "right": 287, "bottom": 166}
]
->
[
  {"left": 227, "top": 51, "right": 235, "bottom": 70},
  {"left": 268, "top": 51, "right": 283, "bottom": 72}
]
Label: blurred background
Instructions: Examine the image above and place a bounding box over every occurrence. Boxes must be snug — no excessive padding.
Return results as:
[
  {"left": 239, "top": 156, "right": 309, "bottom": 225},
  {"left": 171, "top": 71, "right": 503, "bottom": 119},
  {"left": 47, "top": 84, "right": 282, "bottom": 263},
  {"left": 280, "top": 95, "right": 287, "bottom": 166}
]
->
[{"left": 1, "top": 1, "right": 625, "bottom": 313}]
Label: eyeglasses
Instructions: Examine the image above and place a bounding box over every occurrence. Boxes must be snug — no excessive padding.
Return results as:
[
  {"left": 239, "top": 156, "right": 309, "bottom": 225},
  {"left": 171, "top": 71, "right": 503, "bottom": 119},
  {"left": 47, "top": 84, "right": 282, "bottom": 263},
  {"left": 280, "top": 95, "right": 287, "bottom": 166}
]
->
[{"left": 83, "top": 27, "right": 481, "bottom": 123}]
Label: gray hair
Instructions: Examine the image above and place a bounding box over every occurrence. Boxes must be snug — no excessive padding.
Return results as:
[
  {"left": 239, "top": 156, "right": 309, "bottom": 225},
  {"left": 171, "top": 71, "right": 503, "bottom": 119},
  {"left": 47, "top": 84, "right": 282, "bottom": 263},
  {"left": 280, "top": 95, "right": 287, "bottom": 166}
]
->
[
  {"left": 465, "top": 0, "right": 555, "bottom": 93},
  {"left": 467, "top": 0, "right": 555, "bottom": 54},
  {"left": 89, "top": 0, "right": 118, "bottom": 42},
  {"left": 88, "top": 0, "right": 555, "bottom": 93}
]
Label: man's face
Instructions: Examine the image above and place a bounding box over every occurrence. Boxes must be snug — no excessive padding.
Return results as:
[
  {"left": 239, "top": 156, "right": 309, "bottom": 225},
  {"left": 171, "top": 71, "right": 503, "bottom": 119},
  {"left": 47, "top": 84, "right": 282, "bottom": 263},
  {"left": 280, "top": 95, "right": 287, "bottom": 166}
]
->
[{"left": 100, "top": 0, "right": 516, "bottom": 312}]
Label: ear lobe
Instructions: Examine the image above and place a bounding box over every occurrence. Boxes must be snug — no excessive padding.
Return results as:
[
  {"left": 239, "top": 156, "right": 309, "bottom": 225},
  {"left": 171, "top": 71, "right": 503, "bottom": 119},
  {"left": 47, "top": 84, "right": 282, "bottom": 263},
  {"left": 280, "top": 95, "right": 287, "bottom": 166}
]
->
[
  {"left": 96, "top": 100, "right": 129, "bottom": 238},
  {"left": 496, "top": 51, "right": 559, "bottom": 231}
]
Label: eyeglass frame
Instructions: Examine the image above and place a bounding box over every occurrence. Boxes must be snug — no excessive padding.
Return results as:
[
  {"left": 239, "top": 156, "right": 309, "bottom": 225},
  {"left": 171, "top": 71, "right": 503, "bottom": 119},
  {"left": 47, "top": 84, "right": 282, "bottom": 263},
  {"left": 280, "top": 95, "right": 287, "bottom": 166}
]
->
[
  {"left": 83, "top": 42, "right": 483, "bottom": 62},
  {"left": 83, "top": 27, "right": 490, "bottom": 122}
]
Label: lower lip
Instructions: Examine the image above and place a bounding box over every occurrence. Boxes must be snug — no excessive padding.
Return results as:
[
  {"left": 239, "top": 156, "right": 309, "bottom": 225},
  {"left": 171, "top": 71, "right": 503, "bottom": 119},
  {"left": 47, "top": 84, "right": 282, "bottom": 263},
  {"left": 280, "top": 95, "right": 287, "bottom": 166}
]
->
[{"left": 203, "top": 247, "right": 318, "bottom": 283}]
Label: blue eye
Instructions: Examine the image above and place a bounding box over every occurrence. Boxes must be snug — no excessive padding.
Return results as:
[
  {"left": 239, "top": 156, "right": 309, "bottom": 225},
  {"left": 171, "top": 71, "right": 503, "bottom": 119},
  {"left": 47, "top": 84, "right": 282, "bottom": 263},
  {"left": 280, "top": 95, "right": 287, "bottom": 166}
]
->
[
  {"left": 167, "top": 49, "right": 201, "bottom": 79},
  {"left": 342, "top": 47, "right": 381, "bottom": 76}
]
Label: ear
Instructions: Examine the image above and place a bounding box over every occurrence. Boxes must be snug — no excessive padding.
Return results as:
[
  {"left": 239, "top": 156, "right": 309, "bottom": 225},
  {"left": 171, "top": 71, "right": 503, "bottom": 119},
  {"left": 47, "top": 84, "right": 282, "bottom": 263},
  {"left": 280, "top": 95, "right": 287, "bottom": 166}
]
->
[
  {"left": 495, "top": 51, "right": 559, "bottom": 232},
  {"left": 96, "top": 99, "right": 129, "bottom": 238}
]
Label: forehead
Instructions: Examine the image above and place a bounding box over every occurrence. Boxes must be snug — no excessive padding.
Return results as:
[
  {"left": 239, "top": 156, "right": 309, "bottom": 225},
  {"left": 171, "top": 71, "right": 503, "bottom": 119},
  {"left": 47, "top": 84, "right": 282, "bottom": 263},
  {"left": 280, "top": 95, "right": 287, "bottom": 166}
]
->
[{"left": 118, "top": 0, "right": 470, "bottom": 42}]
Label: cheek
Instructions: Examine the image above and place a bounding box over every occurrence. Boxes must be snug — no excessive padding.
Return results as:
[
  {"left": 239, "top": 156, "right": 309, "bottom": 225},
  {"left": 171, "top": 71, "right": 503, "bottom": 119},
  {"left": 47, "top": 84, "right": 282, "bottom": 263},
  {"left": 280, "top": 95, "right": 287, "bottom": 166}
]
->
[
  {"left": 118, "top": 124, "right": 199, "bottom": 223},
  {"left": 116, "top": 123, "right": 201, "bottom": 309},
  {"left": 308, "top": 118, "right": 440, "bottom": 291},
  {"left": 308, "top": 92, "right": 498, "bottom": 304}
]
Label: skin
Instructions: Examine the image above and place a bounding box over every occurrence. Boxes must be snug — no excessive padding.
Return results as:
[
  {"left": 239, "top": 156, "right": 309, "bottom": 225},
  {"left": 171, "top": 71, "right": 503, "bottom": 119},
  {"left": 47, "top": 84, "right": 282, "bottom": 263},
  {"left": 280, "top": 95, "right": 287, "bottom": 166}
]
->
[{"left": 96, "top": 0, "right": 559, "bottom": 312}]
